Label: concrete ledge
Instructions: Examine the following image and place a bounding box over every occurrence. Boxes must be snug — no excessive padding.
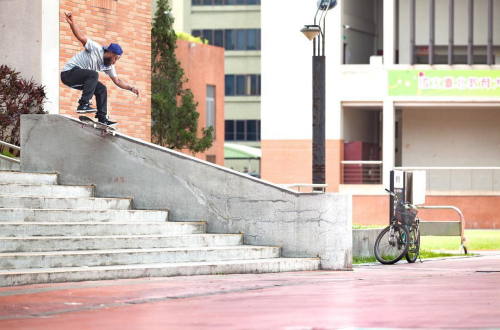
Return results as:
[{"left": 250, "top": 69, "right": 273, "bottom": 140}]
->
[
  {"left": 353, "top": 228, "right": 384, "bottom": 258},
  {"left": 21, "top": 115, "right": 352, "bottom": 270}
]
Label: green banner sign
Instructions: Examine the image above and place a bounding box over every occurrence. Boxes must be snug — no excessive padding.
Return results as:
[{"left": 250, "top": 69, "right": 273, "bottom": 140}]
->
[{"left": 388, "top": 70, "right": 500, "bottom": 97}]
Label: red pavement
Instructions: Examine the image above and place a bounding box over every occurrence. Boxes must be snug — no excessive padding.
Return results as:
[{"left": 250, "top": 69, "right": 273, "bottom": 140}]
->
[{"left": 1, "top": 255, "right": 499, "bottom": 329}]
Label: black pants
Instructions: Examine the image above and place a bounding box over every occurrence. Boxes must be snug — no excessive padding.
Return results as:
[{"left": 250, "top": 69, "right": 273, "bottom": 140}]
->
[{"left": 61, "top": 67, "right": 107, "bottom": 120}]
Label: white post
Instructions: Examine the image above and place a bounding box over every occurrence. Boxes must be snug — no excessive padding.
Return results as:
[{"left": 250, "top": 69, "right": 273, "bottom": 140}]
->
[
  {"left": 383, "top": 100, "right": 395, "bottom": 187},
  {"left": 41, "top": 0, "right": 60, "bottom": 114},
  {"left": 383, "top": 0, "right": 396, "bottom": 65}
]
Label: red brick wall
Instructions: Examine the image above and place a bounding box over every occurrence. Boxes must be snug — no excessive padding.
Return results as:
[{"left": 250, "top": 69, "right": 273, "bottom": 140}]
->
[
  {"left": 175, "top": 40, "right": 225, "bottom": 166},
  {"left": 59, "top": 0, "right": 151, "bottom": 141},
  {"left": 353, "top": 195, "right": 500, "bottom": 229}
]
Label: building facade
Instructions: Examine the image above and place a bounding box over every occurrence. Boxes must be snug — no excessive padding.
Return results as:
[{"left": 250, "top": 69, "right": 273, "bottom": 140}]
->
[
  {"left": 262, "top": 0, "right": 500, "bottom": 228},
  {"left": 175, "top": 39, "right": 225, "bottom": 166},
  {"left": 169, "top": 0, "right": 262, "bottom": 150},
  {"left": 1, "top": 0, "right": 152, "bottom": 141}
]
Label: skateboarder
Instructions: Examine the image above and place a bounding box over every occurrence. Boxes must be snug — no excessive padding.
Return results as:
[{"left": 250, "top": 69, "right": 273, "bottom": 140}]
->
[{"left": 60, "top": 12, "right": 139, "bottom": 126}]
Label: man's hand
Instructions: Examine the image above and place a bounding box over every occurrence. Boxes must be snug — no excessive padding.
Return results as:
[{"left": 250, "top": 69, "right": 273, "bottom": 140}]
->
[
  {"left": 130, "top": 87, "right": 140, "bottom": 97},
  {"left": 64, "top": 12, "right": 87, "bottom": 46},
  {"left": 64, "top": 12, "right": 74, "bottom": 25}
]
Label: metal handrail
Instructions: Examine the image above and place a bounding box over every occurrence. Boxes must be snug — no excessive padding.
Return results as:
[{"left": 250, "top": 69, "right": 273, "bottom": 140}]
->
[
  {"left": 0, "top": 140, "right": 20, "bottom": 151},
  {"left": 417, "top": 205, "right": 467, "bottom": 254},
  {"left": 0, "top": 139, "right": 20, "bottom": 163},
  {"left": 280, "top": 183, "right": 328, "bottom": 193}
]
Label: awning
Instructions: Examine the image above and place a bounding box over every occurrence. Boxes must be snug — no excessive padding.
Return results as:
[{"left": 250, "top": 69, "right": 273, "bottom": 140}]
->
[{"left": 224, "top": 143, "right": 261, "bottom": 159}]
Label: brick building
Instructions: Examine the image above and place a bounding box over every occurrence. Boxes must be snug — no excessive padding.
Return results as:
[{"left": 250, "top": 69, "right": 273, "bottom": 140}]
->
[
  {"left": 175, "top": 39, "right": 225, "bottom": 166},
  {"left": 59, "top": 0, "right": 152, "bottom": 141},
  {"left": 1, "top": 0, "right": 152, "bottom": 141}
]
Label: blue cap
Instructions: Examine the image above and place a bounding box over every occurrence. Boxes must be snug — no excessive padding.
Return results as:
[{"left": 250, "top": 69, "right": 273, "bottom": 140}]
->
[{"left": 104, "top": 43, "right": 123, "bottom": 55}]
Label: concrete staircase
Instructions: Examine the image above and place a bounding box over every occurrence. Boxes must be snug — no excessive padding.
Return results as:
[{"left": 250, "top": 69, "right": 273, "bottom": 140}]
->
[{"left": 0, "top": 170, "right": 319, "bottom": 286}]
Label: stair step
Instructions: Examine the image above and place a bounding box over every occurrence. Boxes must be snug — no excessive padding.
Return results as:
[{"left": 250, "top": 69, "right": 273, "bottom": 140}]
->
[
  {"left": 0, "top": 234, "right": 243, "bottom": 252},
  {"left": 0, "top": 221, "right": 206, "bottom": 237},
  {"left": 0, "top": 184, "right": 94, "bottom": 198},
  {"left": 0, "top": 196, "right": 132, "bottom": 210},
  {"left": 0, "top": 208, "right": 168, "bottom": 222},
  {"left": 0, "top": 246, "right": 281, "bottom": 269},
  {"left": 0, "top": 171, "right": 58, "bottom": 185},
  {"left": 0, "top": 258, "right": 321, "bottom": 286}
]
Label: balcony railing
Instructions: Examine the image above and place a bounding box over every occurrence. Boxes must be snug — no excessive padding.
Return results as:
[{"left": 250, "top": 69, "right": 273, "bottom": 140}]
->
[{"left": 341, "top": 161, "right": 383, "bottom": 185}]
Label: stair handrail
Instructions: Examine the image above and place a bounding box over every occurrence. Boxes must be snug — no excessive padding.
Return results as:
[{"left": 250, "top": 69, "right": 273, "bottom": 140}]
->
[{"left": 0, "top": 139, "right": 20, "bottom": 163}]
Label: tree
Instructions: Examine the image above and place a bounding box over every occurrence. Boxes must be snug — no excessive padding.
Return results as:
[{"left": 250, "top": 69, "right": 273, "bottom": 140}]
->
[
  {"left": 0, "top": 65, "right": 46, "bottom": 148},
  {"left": 151, "top": 0, "right": 213, "bottom": 153}
]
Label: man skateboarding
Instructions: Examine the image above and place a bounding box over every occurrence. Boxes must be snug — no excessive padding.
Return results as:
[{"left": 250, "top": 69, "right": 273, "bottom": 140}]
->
[{"left": 60, "top": 12, "right": 139, "bottom": 126}]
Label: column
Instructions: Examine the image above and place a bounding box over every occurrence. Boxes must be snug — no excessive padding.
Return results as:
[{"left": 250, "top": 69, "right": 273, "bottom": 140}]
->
[
  {"left": 41, "top": 0, "right": 60, "bottom": 114},
  {"left": 383, "top": 0, "right": 396, "bottom": 65},
  {"left": 383, "top": 100, "right": 395, "bottom": 187}
]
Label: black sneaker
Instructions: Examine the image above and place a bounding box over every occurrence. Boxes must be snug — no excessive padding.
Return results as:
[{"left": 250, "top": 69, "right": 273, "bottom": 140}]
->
[
  {"left": 98, "top": 118, "right": 118, "bottom": 127},
  {"left": 77, "top": 103, "right": 97, "bottom": 113}
]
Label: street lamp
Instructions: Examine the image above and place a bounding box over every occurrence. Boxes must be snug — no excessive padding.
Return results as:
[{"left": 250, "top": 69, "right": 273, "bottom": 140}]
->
[{"left": 301, "top": 0, "right": 336, "bottom": 190}]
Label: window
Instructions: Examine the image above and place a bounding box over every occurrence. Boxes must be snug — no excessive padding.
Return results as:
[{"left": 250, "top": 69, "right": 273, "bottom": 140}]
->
[
  {"left": 225, "top": 120, "right": 235, "bottom": 140},
  {"left": 225, "top": 120, "right": 261, "bottom": 141},
  {"left": 225, "top": 74, "right": 261, "bottom": 96},
  {"left": 225, "top": 75, "right": 235, "bottom": 96},
  {"left": 192, "top": 29, "right": 261, "bottom": 51},
  {"left": 214, "top": 30, "right": 224, "bottom": 47},
  {"left": 206, "top": 85, "right": 216, "bottom": 135},
  {"left": 192, "top": 0, "right": 260, "bottom": 5}
]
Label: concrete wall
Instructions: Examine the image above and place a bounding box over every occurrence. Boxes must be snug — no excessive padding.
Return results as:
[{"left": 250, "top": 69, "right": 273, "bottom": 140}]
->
[
  {"left": 402, "top": 107, "right": 500, "bottom": 166},
  {"left": 343, "top": 0, "right": 382, "bottom": 64},
  {"left": 0, "top": 0, "right": 43, "bottom": 83},
  {"left": 20, "top": 115, "right": 352, "bottom": 270},
  {"left": 0, "top": 158, "right": 20, "bottom": 171},
  {"left": 353, "top": 228, "right": 383, "bottom": 258},
  {"left": 343, "top": 109, "right": 380, "bottom": 143}
]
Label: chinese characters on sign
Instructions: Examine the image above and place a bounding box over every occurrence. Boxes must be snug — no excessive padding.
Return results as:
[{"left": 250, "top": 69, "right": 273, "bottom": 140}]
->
[{"left": 389, "top": 70, "right": 500, "bottom": 97}]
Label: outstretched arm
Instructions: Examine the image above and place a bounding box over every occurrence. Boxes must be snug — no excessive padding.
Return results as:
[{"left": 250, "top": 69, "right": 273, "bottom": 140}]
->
[
  {"left": 110, "top": 76, "right": 140, "bottom": 97},
  {"left": 65, "top": 12, "right": 88, "bottom": 47}
]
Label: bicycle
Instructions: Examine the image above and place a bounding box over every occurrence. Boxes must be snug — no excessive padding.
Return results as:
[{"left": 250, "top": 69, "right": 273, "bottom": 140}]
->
[{"left": 374, "top": 189, "right": 421, "bottom": 264}]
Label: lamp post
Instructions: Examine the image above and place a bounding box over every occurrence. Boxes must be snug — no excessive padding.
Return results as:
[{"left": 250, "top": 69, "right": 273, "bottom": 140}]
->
[{"left": 301, "top": 0, "right": 336, "bottom": 190}]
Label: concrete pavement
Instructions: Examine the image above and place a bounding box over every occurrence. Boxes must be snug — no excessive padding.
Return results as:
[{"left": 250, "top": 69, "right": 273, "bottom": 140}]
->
[{"left": 0, "top": 254, "right": 499, "bottom": 329}]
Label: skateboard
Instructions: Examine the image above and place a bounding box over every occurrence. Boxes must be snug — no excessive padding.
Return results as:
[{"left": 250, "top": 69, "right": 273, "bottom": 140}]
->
[{"left": 79, "top": 116, "right": 116, "bottom": 136}]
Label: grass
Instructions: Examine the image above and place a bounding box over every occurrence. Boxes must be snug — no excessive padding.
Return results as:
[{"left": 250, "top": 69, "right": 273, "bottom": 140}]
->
[
  {"left": 421, "top": 230, "right": 500, "bottom": 251},
  {"left": 353, "top": 249, "right": 470, "bottom": 264},
  {"left": 354, "top": 226, "right": 500, "bottom": 251},
  {"left": 1, "top": 149, "right": 17, "bottom": 158},
  {"left": 353, "top": 224, "right": 385, "bottom": 229}
]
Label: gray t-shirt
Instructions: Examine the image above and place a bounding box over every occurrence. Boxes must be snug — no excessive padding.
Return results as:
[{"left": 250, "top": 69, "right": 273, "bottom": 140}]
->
[{"left": 62, "top": 39, "right": 117, "bottom": 77}]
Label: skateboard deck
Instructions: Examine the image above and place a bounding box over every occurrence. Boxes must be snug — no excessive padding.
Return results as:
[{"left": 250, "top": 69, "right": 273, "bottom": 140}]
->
[{"left": 79, "top": 116, "right": 116, "bottom": 136}]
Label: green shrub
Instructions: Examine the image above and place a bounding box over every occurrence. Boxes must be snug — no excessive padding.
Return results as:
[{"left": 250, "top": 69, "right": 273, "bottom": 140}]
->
[{"left": 0, "top": 65, "right": 47, "bottom": 146}]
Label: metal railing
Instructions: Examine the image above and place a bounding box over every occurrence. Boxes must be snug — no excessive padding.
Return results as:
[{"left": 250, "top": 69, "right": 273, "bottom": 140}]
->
[
  {"left": 395, "top": 166, "right": 500, "bottom": 192},
  {"left": 417, "top": 205, "right": 467, "bottom": 254},
  {"left": 279, "top": 183, "right": 328, "bottom": 193},
  {"left": 0, "top": 140, "right": 20, "bottom": 164},
  {"left": 341, "top": 160, "right": 382, "bottom": 185}
]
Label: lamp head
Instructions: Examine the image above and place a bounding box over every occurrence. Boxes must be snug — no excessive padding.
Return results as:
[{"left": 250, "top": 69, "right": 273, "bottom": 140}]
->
[
  {"left": 317, "top": 0, "right": 337, "bottom": 10},
  {"left": 301, "top": 25, "right": 322, "bottom": 40}
]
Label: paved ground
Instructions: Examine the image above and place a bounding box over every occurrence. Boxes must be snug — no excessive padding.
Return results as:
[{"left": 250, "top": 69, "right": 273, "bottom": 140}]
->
[{"left": 0, "top": 254, "right": 499, "bottom": 329}]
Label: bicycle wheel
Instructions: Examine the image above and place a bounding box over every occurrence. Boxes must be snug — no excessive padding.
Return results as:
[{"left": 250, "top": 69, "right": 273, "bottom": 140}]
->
[
  {"left": 374, "top": 223, "right": 409, "bottom": 265},
  {"left": 405, "top": 224, "right": 420, "bottom": 263}
]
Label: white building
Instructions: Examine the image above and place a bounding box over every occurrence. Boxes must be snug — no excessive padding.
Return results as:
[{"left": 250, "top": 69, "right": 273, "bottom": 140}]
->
[{"left": 261, "top": 0, "right": 500, "bottom": 228}]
